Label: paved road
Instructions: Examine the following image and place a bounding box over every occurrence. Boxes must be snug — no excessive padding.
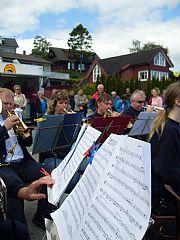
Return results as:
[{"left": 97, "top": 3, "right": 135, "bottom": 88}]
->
[{"left": 26, "top": 137, "right": 47, "bottom": 240}]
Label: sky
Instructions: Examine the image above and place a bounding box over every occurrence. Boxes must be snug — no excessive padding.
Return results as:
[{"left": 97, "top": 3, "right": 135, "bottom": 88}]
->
[{"left": 1, "top": 0, "right": 180, "bottom": 68}]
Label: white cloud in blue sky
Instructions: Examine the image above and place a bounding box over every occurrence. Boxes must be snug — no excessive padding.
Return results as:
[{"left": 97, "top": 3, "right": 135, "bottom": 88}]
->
[{"left": 0, "top": 0, "right": 180, "bottom": 66}]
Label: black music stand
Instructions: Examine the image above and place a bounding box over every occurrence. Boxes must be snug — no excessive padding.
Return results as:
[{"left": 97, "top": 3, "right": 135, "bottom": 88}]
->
[
  {"left": 32, "top": 112, "right": 84, "bottom": 157},
  {"left": 91, "top": 115, "right": 132, "bottom": 144},
  {"left": 128, "top": 112, "right": 157, "bottom": 139}
]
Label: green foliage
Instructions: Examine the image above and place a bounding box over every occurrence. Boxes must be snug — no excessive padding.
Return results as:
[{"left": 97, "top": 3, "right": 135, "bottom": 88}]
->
[
  {"left": 129, "top": 39, "right": 169, "bottom": 55},
  {"left": 31, "top": 35, "right": 51, "bottom": 59},
  {"left": 83, "top": 83, "right": 96, "bottom": 99},
  {"left": 97, "top": 75, "right": 175, "bottom": 99},
  {"left": 67, "top": 24, "right": 93, "bottom": 72}
]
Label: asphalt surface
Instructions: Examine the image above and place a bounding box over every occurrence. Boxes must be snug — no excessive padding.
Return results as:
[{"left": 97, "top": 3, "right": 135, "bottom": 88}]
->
[{"left": 25, "top": 146, "right": 47, "bottom": 240}]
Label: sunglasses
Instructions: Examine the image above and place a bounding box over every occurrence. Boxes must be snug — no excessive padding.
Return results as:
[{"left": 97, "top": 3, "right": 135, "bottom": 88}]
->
[{"left": 137, "top": 101, "right": 145, "bottom": 104}]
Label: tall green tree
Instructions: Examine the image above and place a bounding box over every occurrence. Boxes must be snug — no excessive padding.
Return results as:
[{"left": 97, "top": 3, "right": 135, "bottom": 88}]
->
[
  {"left": 67, "top": 24, "right": 93, "bottom": 73},
  {"left": 31, "top": 35, "right": 51, "bottom": 59}
]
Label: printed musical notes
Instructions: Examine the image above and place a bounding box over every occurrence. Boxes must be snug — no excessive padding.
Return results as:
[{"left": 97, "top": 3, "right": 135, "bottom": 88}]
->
[
  {"left": 51, "top": 133, "right": 151, "bottom": 240},
  {"left": 48, "top": 124, "right": 101, "bottom": 204}
]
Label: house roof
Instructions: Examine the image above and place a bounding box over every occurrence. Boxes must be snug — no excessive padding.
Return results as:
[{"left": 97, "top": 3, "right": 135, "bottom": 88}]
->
[
  {"left": 50, "top": 47, "right": 99, "bottom": 63},
  {"left": 80, "top": 48, "right": 174, "bottom": 85},
  {"left": 0, "top": 51, "right": 52, "bottom": 65},
  {"left": 99, "top": 48, "right": 173, "bottom": 75},
  {"left": 0, "top": 37, "right": 18, "bottom": 48}
]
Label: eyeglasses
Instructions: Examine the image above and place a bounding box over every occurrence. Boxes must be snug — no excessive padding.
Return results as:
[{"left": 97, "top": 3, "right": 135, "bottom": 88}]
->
[
  {"left": 137, "top": 101, "right": 145, "bottom": 104},
  {"left": 2, "top": 101, "right": 13, "bottom": 106}
]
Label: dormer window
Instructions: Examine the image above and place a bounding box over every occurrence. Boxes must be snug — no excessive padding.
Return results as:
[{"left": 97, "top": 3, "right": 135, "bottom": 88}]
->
[{"left": 154, "top": 52, "right": 165, "bottom": 66}]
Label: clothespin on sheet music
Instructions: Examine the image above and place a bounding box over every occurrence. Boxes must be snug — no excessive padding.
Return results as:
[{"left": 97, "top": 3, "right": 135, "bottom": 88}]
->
[{"left": 89, "top": 142, "right": 100, "bottom": 165}]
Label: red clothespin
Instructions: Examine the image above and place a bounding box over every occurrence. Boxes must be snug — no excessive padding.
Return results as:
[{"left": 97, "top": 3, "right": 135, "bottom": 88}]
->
[
  {"left": 40, "top": 167, "right": 50, "bottom": 176},
  {"left": 83, "top": 146, "right": 92, "bottom": 157}
]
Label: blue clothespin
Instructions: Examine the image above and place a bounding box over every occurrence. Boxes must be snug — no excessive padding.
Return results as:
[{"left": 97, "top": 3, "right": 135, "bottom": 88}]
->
[{"left": 89, "top": 141, "right": 96, "bottom": 165}]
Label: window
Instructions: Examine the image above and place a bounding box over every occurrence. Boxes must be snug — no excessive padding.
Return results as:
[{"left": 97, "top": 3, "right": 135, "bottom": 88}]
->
[
  {"left": 151, "top": 71, "right": 169, "bottom": 80},
  {"left": 154, "top": 52, "right": 166, "bottom": 66},
  {"left": 93, "top": 64, "right": 101, "bottom": 82},
  {"left": 138, "top": 70, "right": 148, "bottom": 81},
  {"left": 68, "top": 62, "right": 75, "bottom": 70},
  {"left": 78, "top": 64, "right": 85, "bottom": 71}
]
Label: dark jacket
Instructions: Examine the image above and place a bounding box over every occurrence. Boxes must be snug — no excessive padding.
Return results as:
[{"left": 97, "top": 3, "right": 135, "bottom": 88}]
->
[
  {"left": 0, "top": 125, "right": 33, "bottom": 163},
  {"left": 150, "top": 118, "right": 180, "bottom": 214}
]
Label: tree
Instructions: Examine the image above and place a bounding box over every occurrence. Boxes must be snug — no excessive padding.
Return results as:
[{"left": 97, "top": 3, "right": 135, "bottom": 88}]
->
[
  {"left": 129, "top": 39, "right": 141, "bottom": 53},
  {"left": 129, "top": 39, "right": 169, "bottom": 55},
  {"left": 31, "top": 35, "right": 51, "bottom": 59},
  {"left": 67, "top": 24, "right": 93, "bottom": 73}
]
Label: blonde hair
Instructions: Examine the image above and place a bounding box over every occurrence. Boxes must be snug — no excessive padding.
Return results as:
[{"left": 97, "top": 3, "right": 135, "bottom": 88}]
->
[
  {"left": 47, "top": 90, "right": 69, "bottom": 115},
  {"left": 0, "top": 87, "right": 13, "bottom": 97},
  {"left": 148, "top": 81, "right": 180, "bottom": 141},
  {"left": 14, "top": 84, "right": 21, "bottom": 90}
]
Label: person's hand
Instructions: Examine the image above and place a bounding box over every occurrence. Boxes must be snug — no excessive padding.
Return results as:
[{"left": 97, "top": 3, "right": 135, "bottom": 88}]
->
[
  {"left": 111, "top": 111, "right": 121, "bottom": 117},
  {"left": 17, "top": 176, "right": 55, "bottom": 201},
  {"left": 4, "top": 115, "right": 20, "bottom": 130},
  {"left": 146, "top": 105, "right": 153, "bottom": 112}
]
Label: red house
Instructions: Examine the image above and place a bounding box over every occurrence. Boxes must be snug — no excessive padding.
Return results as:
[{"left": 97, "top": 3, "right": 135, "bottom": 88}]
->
[{"left": 82, "top": 48, "right": 173, "bottom": 84}]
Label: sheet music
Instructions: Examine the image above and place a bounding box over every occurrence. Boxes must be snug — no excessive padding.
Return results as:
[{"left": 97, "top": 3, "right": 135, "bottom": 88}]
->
[
  {"left": 76, "top": 136, "right": 151, "bottom": 240},
  {"left": 48, "top": 125, "right": 101, "bottom": 204},
  {"left": 51, "top": 134, "right": 120, "bottom": 240}
]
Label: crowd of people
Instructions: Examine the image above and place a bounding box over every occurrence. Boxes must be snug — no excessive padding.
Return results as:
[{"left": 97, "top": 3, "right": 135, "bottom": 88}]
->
[{"left": 0, "top": 81, "right": 179, "bottom": 239}]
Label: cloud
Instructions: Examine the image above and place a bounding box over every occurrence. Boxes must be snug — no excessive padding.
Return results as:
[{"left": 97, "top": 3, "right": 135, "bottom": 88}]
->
[{"left": 2, "top": 0, "right": 180, "bottom": 66}]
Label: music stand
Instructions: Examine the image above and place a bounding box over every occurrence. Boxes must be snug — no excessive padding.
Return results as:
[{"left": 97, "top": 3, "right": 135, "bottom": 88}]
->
[
  {"left": 128, "top": 112, "right": 157, "bottom": 139},
  {"left": 91, "top": 115, "right": 132, "bottom": 144},
  {"left": 32, "top": 112, "right": 84, "bottom": 156}
]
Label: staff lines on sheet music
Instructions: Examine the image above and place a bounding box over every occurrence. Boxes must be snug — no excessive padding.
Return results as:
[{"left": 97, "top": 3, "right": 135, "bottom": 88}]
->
[
  {"left": 83, "top": 220, "right": 100, "bottom": 240},
  {"left": 66, "top": 200, "right": 78, "bottom": 231},
  {"left": 112, "top": 165, "right": 149, "bottom": 193},
  {"left": 100, "top": 146, "right": 113, "bottom": 158},
  {"left": 74, "top": 188, "right": 85, "bottom": 216},
  {"left": 106, "top": 173, "right": 150, "bottom": 206},
  {"left": 104, "top": 180, "right": 148, "bottom": 219},
  {"left": 85, "top": 172, "right": 94, "bottom": 194},
  {"left": 71, "top": 194, "right": 82, "bottom": 226},
  {"left": 81, "top": 177, "right": 91, "bottom": 200},
  {"left": 91, "top": 203, "right": 124, "bottom": 239},
  {"left": 116, "top": 156, "right": 145, "bottom": 175},
  {"left": 94, "top": 198, "right": 136, "bottom": 240},
  {"left": 119, "top": 146, "right": 141, "bottom": 160},
  {"left": 62, "top": 209, "right": 73, "bottom": 239},
  {"left": 80, "top": 227, "right": 99, "bottom": 240},
  {"left": 98, "top": 189, "right": 142, "bottom": 232},
  {"left": 87, "top": 212, "right": 112, "bottom": 240},
  {"left": 91, "top": 164, "right": 100, "bottom": 179},
  {"left": 78, "top": 184, "right": 88, "bottom": 208}
]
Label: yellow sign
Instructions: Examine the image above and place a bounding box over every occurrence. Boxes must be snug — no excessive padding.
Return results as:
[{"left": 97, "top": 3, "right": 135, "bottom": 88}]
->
[
  {"left": 173, "top": 71, "right": 180, "bottom": 78},
  {"left": 4, "top": 64, "right": 16, "bottom": 74}
]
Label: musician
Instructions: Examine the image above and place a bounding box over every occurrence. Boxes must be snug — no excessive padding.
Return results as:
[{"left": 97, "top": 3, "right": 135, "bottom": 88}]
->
[
  {"left": 0, "top": 88, "right": 56, "bottom": 230},
  {"left": 41, "top": 90, "right": 81, "bottom": 193},
  {"left": 0, "top": 176, "right": 55, "bottom": 240},
  {"left": 147, "top": 82, "right": 180, "bottom": 237},
  {"left": 123, "top": 89, "right": 152, "bottom": 119},
  {"left": 88, "top": 94, "right": 120, "bottom": 121},
  {"left": 39, "top": 90, "right": 70, "bottom": 165}
]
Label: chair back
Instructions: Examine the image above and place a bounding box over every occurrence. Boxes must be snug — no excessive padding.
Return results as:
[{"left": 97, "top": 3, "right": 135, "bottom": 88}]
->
[{"left": 164, "top": 184, "right": 180, "bottom": 240}]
